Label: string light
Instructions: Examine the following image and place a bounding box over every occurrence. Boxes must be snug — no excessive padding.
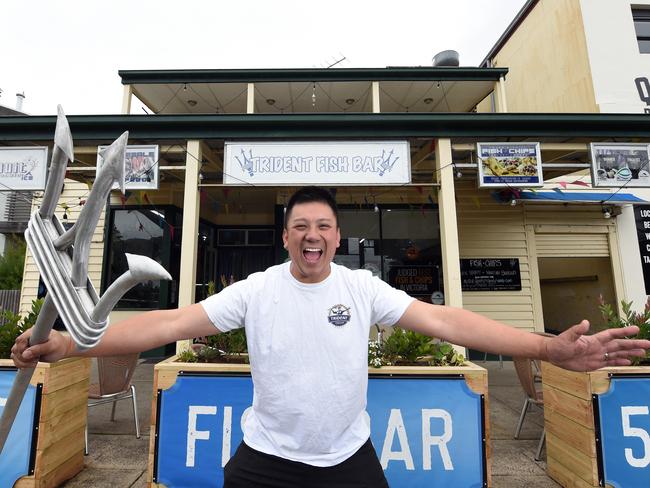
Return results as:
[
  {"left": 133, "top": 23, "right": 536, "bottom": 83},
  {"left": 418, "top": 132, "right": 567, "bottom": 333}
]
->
[{"left": 311, "top": 83, "right": 316, "bottom": 107}]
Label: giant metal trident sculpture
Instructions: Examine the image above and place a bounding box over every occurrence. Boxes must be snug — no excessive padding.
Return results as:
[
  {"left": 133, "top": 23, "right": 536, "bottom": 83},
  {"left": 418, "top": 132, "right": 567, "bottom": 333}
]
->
[{"left": 0, "top": 106, "right": 172, "bottom": 453}]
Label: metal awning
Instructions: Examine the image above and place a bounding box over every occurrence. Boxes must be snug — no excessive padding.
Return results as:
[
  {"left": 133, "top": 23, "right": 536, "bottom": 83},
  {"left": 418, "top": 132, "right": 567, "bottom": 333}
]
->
[{"left": 518, "top": 191, "right": 648, "bottom": 203}]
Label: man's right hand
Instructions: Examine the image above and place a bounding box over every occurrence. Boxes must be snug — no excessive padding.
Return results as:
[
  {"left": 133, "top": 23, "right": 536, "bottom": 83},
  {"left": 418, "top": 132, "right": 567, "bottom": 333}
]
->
[{"left": 10, "top": 329, "right": 74, "bottom": 368}]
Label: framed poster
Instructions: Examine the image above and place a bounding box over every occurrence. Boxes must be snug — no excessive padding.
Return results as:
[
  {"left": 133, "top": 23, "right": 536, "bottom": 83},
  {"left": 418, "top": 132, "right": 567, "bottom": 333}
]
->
[
  {"left": 477, "top": 142, "right": 543, "bottom": 188},
  {"left": 0, "top": 146, "right": 48, "bottom": 191},
  {"left": 590, "top": 143, "right": 650, "bottom": 188},
  {"left": 97, "top": 145, "right": 159, "bottom": 190}
]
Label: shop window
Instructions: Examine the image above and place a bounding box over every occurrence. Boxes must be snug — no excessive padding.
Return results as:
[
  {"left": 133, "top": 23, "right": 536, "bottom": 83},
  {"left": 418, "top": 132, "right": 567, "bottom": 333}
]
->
[
  {"left": 633, "top": 8, "right": 650, "bottom": 54},
  {"left": 335, "top": 207, "right": 443, "bottom": 303},
  {"left": 102, "top": 206, "right": 182, "bottom": 309}
]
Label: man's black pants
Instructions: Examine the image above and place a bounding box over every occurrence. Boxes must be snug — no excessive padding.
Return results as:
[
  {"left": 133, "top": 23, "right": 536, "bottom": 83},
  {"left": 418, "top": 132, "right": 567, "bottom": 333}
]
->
[{"left": 223, "top": 438, "right": 389, "bottom": 488}]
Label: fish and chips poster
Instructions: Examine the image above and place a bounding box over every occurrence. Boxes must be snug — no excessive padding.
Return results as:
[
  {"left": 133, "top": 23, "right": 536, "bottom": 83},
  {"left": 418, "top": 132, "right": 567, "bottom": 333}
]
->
[
  {"left": 590, "top": 143, "right": 650, "bottom": 188},
  {"left": 477, "top": 142, "right": 543, "bottom": 188}
]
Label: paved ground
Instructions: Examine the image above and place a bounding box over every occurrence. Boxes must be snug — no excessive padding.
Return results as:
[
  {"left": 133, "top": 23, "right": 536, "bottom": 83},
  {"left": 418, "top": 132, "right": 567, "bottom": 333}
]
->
[{"left": 61, "top": 360, "right": 560, "bottom": 487}]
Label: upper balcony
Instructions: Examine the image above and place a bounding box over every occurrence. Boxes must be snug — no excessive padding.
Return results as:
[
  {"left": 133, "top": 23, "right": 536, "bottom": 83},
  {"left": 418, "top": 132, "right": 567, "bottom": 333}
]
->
[{"left": 118, "top": 67, "right": 509, "bottom": 115}]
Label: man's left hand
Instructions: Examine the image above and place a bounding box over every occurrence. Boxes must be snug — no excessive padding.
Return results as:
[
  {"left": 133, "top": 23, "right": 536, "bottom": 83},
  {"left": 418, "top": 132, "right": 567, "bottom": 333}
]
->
[{"left": 546, "top": 320, "right": 650, "bottom": 371}]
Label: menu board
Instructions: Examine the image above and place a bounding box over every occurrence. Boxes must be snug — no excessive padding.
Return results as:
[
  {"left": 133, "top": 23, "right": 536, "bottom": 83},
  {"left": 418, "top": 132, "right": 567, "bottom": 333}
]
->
[
  {"left": 635, "top": 205, "right": 650, "bottom": 294},
  {"left": 460, "top": 258, "right": 521, "bottom": 291},
  {"left": 388, "top": 265, "right": 439, "bottom": 296}
]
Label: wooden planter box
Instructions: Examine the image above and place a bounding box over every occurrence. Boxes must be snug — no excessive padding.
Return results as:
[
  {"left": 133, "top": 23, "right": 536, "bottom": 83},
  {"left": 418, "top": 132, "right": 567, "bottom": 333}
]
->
[
  {"left": 0, "top": 357, "right": 91, "bottom": 488},
  {"left": 541, "top": 362, "right": 650, "bottom": 488},
  {"left": 147, "top": 358, "right": 490, "bottom": 487}
]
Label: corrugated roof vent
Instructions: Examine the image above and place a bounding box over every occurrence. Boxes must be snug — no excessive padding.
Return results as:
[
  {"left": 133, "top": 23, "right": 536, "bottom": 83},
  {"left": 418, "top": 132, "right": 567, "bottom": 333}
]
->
[{"left": 432, "top": 50, "right": 460, "bottom": 67}]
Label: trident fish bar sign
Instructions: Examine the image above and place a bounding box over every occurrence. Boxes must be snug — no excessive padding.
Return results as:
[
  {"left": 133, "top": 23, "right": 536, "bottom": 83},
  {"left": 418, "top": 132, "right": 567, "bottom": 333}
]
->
[
  {"left": 0, "top": 147, "right": 48, "bottom": 191},
  {"left": 224, "top": 141, "right": 411, "bottom": 185}
]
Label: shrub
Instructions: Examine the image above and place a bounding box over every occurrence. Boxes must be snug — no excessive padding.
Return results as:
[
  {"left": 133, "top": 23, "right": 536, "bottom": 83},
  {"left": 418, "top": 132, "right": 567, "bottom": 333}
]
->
[
  {"left": 368, "top": 327, "right": 465, "bottom": 368},
  {"left": 0, "top": 236, "right": 27, "bottom": 290},
  {"left": 0, "top": 298, "right": 43, "bottom": 359}
]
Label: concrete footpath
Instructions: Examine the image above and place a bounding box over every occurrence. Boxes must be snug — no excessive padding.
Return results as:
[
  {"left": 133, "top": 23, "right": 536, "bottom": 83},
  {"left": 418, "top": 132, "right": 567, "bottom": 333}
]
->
[{"left": 61, "top": 360, "right": 560, "bottom": 488}]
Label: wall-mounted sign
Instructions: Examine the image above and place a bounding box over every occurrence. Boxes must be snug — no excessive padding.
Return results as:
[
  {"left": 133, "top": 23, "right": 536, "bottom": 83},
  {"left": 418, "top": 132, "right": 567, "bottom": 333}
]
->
[
  {"left": 635, "top": 205, "right": 650, "bottom": 294},
  {"left": 596, "top": 376, "right": 650, "bottom": 488},
  {"left": 0, "top": 368, "right": 39, "bottom": 488},
  {"left": 590, "top": 143, "right": 650, "bottom": 188},
  {"left": 460, "top": 258, "right": 522, "bottom": 291},
  {"left": 223, "top": 141, "right": 411, "bottom": 186},
  {"left": 477, "top": 142, "right": 543, "bottom": 188},
  {"left": 388, "top": 265, "right": 439, "bottom": 297},
  {"left": 97, "top": 145, "right": 159, "bottom": 190},
  {"left": 0, "top": 147, "right": 48, "bottom": 191},
  {"left": 154, "top": 373, "right": 486, "bottom": 487}
]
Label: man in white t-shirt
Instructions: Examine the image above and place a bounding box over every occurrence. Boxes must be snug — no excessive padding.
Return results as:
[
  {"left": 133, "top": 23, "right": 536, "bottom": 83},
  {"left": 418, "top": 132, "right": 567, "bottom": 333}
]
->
[{"left": 11, "top": 186, "right": 650, "bottom": 488}]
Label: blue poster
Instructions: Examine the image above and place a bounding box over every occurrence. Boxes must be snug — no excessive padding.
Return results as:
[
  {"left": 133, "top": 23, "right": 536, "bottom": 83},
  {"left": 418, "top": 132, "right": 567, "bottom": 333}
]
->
[
  {"left": 0, "top": 368, "right": 39, "bottom": 488},
  {"left": 155, "top": 373, "right": 485, "bottom": 488},
  {"left": 597, "top": 376, "right": 650, "bottom": 488}
]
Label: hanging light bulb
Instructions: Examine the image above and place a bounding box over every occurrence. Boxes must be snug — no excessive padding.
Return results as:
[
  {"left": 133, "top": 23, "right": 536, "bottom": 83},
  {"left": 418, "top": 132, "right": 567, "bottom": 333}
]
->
[
  {"left": 312, "top": 83, "right": 316, "bottom": 107},
  {"left": 199, "top": 172, "right": 204, "bottom": 181},
  {"left": 62, "top": 211, "right": 68, "bottom": 222},
  {"left": 374, "top": 204, "right": 379, "bottom": 213},
  {"left": 510, "top": 198, "right": 517, "bottom": 207}
]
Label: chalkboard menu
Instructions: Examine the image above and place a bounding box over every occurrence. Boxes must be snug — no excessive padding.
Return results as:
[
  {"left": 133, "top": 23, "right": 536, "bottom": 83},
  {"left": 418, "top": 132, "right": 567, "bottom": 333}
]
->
[
  {"left": 388, "top": 265, "right": 439, "bottom": 296},
  {"left": 460, "top": 258, "right": 521, "bottom": 291},
  {"left": 635, "top": 205, "right": 650, "bottom": 294}
]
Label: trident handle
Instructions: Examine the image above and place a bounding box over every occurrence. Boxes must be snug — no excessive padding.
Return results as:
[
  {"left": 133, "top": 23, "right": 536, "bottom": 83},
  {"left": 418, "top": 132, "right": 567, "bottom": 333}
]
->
[{"left": 0, "top": 297, "right": 58, "bottom": 452}]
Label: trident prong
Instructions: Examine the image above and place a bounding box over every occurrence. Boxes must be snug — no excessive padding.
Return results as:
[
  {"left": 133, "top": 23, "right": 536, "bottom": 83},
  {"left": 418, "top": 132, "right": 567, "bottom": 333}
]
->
[{"left": 0, "top": 113, "right": 170, "bottom": 457}]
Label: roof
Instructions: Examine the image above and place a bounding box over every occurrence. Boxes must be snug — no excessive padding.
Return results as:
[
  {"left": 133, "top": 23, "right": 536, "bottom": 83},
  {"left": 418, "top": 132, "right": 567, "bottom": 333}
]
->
[
  {"left": 118, "top": 67, "right": 510, "bottom": 85},
  {"left": 480, "top": 0, "right": 539, "bottom": 67},
  {"left": 1, "top": 113, "right": 650, "bottom": 141}
]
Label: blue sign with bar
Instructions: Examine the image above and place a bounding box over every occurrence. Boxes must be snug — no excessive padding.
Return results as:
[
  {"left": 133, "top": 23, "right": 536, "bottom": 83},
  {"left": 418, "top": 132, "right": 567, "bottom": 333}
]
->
[
  {"left": 155, "top": 373, "right": 485, "bottom": 487},
  {"left": 0, "top": 368, "right": 38, "bottom": 488},
  {"left": 597, "top": 376, "right": 650, "bottom": 488}
]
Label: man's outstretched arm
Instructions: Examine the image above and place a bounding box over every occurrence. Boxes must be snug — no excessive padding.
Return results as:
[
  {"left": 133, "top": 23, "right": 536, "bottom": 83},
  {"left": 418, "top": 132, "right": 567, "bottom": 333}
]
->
[
  {"left": 11, "top": 303, "right": 218, "bottom": 368},
  {"left": 396, "top": 300, "right": 650, "bottom": 372}
]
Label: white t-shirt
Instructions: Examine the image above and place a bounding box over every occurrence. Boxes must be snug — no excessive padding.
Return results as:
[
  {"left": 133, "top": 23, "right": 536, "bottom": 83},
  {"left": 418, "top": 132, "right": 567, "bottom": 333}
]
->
[{"left": 200, "top": 261, "right": 414, "bottom": 466}]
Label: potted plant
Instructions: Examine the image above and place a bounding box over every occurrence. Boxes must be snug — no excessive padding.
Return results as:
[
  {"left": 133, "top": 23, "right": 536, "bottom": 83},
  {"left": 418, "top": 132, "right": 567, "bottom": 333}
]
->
[
  {"left": 0, "top": 299, "right": 91, "bottom": 488},
  {"left": 542, "top": 297, "right": 650, "bottom": 487}
]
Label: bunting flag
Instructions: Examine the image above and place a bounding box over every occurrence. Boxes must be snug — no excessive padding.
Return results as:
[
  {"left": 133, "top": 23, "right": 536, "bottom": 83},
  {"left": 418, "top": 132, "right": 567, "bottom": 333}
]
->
[
  {"left": 427, "top": 194, "right": 435, "bottom": 205},
  {"left": 472, "top": 196, "right": 481, "bottom": 209},
  {"left": 223, "top": 188, "right": 231, "bottom": 199},
  {"left": 124, "top": 190, "right": 133, "bottom": 201},
  {"left": 119, "top": 194, "right": 128, "bottom": 206},
  {"left": 169, "top": 225, "right": 175, "bottom": 241},
  {"left": 415, "top": 186, "right": 423, "bottom": 195},
  {"left": 143, "top": 193, "right": 151, "bottom": 205},
  {"left": 199, "top": 189, "right": 208, "bottom": 205},
  {"left": 570, "top": 180, "right": 590, "bottom": 187},
  {"left": 78, "top": 199, "right": 86, "bottom": 206},
  {"left": 552, "top": 188, "right": 564, "bottom": 194},
  {"left": 420, "top": 204, "right": 426, "bottom": 216},
  {"left": 135, "top": 192, "right": 143, "bottom": 205},
  {"left": 558, "top": 181, "right": 568, "bottom": 189}
]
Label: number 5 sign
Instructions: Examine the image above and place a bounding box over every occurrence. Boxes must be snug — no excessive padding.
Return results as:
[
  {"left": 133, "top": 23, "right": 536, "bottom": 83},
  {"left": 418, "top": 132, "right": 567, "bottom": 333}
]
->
[{"left": 597, "top": 376, "right": 650, "bottom": 487}]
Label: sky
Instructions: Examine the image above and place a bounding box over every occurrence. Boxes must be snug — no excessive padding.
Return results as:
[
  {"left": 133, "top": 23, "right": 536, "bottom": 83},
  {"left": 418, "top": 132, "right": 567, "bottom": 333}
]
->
[{"left": 0, "top": 0, "right": 528, "bottom": 116}]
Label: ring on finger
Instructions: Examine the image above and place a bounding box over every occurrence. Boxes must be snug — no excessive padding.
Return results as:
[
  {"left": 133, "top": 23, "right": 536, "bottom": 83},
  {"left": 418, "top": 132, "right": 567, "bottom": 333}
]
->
[{"left": 604, "top": 352, "right": 610, "bottom": 361}]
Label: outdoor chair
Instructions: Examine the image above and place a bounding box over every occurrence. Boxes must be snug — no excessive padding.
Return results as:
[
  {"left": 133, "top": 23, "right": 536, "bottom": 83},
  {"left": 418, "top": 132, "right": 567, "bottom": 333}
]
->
[
  {"left": 85, "top": 353, "right": 141, "bottom": 455},
  {"left": 513, "top": 332, "right": 555, "bottom": 461}
]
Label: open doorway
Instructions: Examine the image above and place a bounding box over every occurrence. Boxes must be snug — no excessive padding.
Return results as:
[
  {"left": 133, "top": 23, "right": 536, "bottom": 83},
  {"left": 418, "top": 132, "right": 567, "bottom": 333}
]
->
[{"left": 538, "top": 257, "right": 616, "bottom": 334}]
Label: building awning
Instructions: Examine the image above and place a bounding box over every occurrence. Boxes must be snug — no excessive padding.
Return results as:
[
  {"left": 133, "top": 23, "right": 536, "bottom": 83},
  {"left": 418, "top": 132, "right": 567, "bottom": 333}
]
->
[{"left": 518, "top": 191, "right": 648, "bottom": 204}]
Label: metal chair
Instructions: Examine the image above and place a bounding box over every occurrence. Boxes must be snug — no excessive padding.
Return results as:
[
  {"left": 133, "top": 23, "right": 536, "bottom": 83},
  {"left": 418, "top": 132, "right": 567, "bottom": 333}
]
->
[{"left": 85, "top": 353, "right": 141, "bottom": 454}]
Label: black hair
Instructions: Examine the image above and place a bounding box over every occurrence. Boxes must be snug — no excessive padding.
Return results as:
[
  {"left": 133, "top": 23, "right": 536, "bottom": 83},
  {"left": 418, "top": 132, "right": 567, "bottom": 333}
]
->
[{"left": 284, "top": 186, "right": 339, "bottom": 228}]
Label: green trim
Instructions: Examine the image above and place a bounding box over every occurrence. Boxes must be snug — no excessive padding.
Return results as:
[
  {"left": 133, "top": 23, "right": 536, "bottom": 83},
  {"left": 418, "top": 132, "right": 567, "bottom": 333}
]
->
[
  {"left": 118, "top": 67, "right": 509, "bottom": 85},
  {"left": 1, "top": 113, "right": 650, "bottom": 141}
]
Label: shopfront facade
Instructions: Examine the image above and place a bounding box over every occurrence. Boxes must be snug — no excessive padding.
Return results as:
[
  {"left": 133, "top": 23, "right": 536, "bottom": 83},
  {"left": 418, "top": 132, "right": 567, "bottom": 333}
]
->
[{"left": 1, "top": 68, "right": 648, "bottom": 354}]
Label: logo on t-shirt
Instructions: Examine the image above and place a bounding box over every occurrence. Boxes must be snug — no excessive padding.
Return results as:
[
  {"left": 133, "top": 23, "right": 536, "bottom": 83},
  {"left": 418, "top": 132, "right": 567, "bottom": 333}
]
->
[{"left": 327, "top": 304, "right": 351, "bottom": 326}]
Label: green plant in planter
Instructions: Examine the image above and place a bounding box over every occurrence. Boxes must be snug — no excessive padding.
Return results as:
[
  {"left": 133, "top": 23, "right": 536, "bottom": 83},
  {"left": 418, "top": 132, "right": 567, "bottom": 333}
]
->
[
  {"left": 0, "top": 298, "right": 43, "bottom": 359},
  {"left": 182, "top": 278, "right": 249, "bottom": 363},
  {"left": 368, "top": 327, "right": 465, "bottom": 368},
  {"left": 598, "top": 296, "right": 650, "bottom": 365}
]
